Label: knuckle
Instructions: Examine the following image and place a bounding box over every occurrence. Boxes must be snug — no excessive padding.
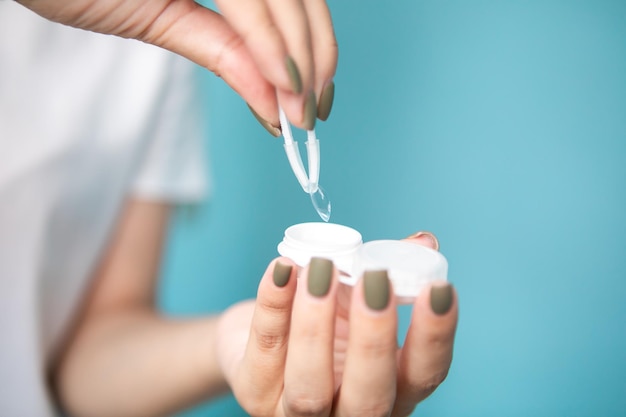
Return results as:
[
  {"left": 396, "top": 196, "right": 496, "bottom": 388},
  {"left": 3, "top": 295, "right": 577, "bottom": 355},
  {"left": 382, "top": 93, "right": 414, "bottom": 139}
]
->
[
  {"left": 425, "top": 329, "right": 455, "bottom": 350},
  {"left": 353, "top": 335, "right": 397, "bottom": 358},
  {"left": 243, "top": 402, "right": 273, "bottom": 417},
  {"left": 253, "top": 327, "right": 287, "bottom": 353},
  {"left": 285, "top": 393, "right": 332, "bottom": 416},
  {"left": 414, "top": 369, "right": 449, "bottom": 399},
  {"left": 259, "top": 295, "right": 291, "bottom": 317},
  {"left": 342, "top": 391, "right": 395, "bottom": 417},
  {"left": 242, "top": 18, "right": 280, "bottom": 45},
  {"left": 234, "top": 386, "right": 274, "bottom": 417},
  {"left": 211, "top": 33, "right": 245, "bottom": 76},
  {"left": 345, "top": 404, "right": 393, "bottom": 417}
]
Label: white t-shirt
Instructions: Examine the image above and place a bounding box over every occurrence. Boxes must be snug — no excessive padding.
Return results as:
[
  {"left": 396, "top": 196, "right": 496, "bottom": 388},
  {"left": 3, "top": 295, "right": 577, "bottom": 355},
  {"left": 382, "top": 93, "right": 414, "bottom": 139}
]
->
[{"left": 0, "top": 3, "right": 207, "bottom": 415}]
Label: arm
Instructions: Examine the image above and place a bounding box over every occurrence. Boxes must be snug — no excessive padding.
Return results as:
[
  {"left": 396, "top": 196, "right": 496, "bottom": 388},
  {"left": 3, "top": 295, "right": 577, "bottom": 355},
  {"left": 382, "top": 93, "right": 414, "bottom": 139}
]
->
[
  {"left": 54, "top": 198, "right": 458, "bottom": 417},
  {"left": 53, "top": 199, "right": 228, "bottom": 417}
]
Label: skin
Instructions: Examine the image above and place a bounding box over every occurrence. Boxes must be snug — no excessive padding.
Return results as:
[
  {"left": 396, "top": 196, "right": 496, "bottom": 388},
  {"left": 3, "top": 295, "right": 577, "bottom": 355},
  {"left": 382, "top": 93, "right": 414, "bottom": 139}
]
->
[
  {"left": 14, "top": 2, "right": 458, "bottom": 414},
  {"left": 16, "top": 0, "right": 338, "bottom": 130},
  {"left": 53, "top": 200, "right": 227, "bottom": 417},
  {"left": 54, "top": 198, "right": 458, "bottom": 417}
]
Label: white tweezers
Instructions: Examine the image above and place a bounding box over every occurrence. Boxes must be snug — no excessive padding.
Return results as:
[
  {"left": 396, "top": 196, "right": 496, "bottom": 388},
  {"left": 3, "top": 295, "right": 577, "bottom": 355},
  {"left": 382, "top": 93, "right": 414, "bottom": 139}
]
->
[{"left": 279, "top": 106, "right": 319, "bottom": 194}]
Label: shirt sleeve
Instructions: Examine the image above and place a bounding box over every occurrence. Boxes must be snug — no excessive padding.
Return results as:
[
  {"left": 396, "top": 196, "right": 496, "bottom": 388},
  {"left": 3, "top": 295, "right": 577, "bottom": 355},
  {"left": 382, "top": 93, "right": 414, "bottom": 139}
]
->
[{"left": 130, "top": 54, "right": 209, "bottom": 204}]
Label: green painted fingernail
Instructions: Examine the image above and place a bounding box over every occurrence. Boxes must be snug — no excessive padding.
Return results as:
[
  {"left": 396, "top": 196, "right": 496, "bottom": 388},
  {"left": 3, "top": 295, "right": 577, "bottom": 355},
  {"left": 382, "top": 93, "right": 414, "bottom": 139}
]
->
[
  {"left": 303, "top": 91, "right": 317, "bottom": 130},
  {"left": 308, "top": 257, "right": 333, "bottom": 297},
  {"left": 363, "top": 270, "right": 390, "bottom": 311},
  {"left": 430, "top": 284, "right": 453, "bottom": 315},
  {"left": 247, "top": 104, "right": 281, "bottom": 137},
  {"left": 317, "top": 81, "right": 335, "bottom": 121},
  {"left": 285, "top": 56, "right": 302, "bottom": 94},
  {"left": 273, "top": 261, "right": 292, "bottom": 287}
]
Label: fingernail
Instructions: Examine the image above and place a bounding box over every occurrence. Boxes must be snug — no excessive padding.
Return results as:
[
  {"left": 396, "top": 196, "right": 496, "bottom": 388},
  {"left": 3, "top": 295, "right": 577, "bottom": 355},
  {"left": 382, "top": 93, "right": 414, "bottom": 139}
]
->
[
  {"left": 406, "top": 231, "right": 440, "bottom": 251},
  {"left": 273, "top": 261, "right": 292, "bottom": 287},
  {"left": 317, "top": 81, "right": 335, "bottom": 121},
  {"left": 430, "top": 284, "right": 453, "bottom": 315},
  {"left": 308, "top": 257, "right": 333, "bottom": 297},
  {"left": 363, "top": 270, "right": 390, "bottom": 311},
  {"left": 247, "top": 104, "right": 281, "bottom": 137},
  {"left": 285, "top": 56, "right": 302, "bottom": 94},
  {"left": 303, "top": 91, "right": 317, "bottom": 130}
]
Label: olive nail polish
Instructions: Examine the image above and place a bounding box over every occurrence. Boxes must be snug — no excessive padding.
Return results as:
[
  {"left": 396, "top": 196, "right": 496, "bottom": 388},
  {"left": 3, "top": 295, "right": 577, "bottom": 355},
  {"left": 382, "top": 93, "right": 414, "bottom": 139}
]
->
[
  {"left": 303, "top": 91, "right": 317, "bottom": 130},
  {"left": 247, "top": 104, "right": 281, "bottom": 137},
  {"left": 430, "top": 284, "right": 453, "bottom": 315},
  {"left": 308, "top": 257, "right": 333, "bottom": 297},
  {"left": 317, "top": 81, "right": 335, "bottom": 121},
  {"left": 363, "top": 270, "right": 390, "bottom": 311},
  {"left": 285, "top": 56, "right": 302, "bottom": 94},
  {"left": 273, "top": 261, "right": 292, "bottom": 287}
]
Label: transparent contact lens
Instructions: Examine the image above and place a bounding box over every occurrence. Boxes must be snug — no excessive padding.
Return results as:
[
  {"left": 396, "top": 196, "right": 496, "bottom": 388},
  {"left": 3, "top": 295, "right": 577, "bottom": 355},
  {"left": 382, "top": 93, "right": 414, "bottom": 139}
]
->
[{"left": 309, "top": 185, "right": 331, "bottom": 222}]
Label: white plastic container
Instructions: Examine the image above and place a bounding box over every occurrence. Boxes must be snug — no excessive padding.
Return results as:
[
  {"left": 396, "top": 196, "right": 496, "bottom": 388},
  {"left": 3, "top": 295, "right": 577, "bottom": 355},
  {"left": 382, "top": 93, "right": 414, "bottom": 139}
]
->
[{"left": 277, "top": 222, "right": 448, "bottom": 303}]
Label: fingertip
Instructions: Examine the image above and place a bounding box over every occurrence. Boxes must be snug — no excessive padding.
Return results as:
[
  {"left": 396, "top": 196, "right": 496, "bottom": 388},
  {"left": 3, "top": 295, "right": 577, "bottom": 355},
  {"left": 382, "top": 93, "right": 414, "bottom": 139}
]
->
[
  {"left": 277, "top": 90, "right": 317, "bottom": 131},
  {"left": 431, "top": 283, "right": 454, "bottom": 315},
  {"left": 247, "top": 103, "right": 282, "bottom": 137},
  {"left": 258, "top": 258, "right": 297, "bottom": 299},
  {"left": 414, "top": 282, "right": 458, "bottom": 321},
  {"left": 362, "top": 270, "right": 392, "bottom": 312},
  {"left": 306, "top": 257, "right": 334, "bottom": 298},
  {"left": 276, "top": 92, "right": 300, "bottom": 128},
  {"left": 273, "top": 258, "right": 294, "bottom": 288},
  {"left": 405, "top": 231, "right": 440, "bottom": 251},
  {"left": 317, "top": 80, "right": 335, "bottom": 121},
  {"left": 349, "top": 271, "right": 398, "bottom": 335}
]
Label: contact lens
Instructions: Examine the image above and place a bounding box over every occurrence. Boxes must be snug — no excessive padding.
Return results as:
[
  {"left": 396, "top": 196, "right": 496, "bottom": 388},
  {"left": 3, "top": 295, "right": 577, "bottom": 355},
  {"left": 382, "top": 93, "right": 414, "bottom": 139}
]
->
[{"left": 310, "top": 185, "right": 331, "bottom": 222}]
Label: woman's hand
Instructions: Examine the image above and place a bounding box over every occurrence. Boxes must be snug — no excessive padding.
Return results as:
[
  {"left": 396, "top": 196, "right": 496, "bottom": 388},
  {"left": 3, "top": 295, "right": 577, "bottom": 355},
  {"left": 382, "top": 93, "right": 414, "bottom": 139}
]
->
[
  {"left": 217, "top": 233, "right": 458, "bottom": 417},
  {"left": 16, "top": 0, "right": 338, "bottom": 131}
]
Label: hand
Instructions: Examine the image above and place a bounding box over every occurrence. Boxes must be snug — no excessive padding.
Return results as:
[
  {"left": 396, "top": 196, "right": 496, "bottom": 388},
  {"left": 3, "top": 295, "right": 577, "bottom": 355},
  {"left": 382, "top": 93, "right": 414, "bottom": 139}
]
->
[
  {"left": 16, "top": 0, "right": 338, "bottom": 131},
  {"left": 217, "top": 233, "right": 458, "bottom": 417}
]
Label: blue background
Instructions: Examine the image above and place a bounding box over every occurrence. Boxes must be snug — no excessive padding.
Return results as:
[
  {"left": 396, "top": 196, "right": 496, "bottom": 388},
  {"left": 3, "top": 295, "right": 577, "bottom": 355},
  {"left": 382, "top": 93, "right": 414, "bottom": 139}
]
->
[{"left": 159, "top": 1, "right": 626, "bottom": 416}]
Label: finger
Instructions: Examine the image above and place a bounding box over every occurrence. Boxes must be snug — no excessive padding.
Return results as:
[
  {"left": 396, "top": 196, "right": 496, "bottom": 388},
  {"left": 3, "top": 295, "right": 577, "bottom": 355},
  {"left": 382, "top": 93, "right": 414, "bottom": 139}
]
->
[
  {"left": 282, "top": 258, "right": 337, "bottom": 417},
  {"left": 236, "top": 258, "right": 297, "bottom": 414},
  {"left": 393, "top": 282, "right": 458, "bottom": 416},
  {"left": 301, "top": 0, "right": 338, "bottom": 121},
  {"left": 336, "top": 270, "right": 398, "bottom": 417},
  {"left": 142, "top": 2, "right": 281, "bottom": 126},
  {"left": 276, "top": 88, "right": 317, "bottom": 131},
  {"left": 404, "top": 231, "right": 440, "bottom": 251},
  {"left": 218, "top": 0, "right": 317, "bottom": 129},
  {"left": 333, "top": 282, "right": 352, "bottom": 389},
  {"left": 214, "top": 0, "right": 296, "bottom": 95},
  {"left": 266, "top": 0, "right": 320, "bottom": 130},
  {"left": 275, "top": 0, "right": 338, "bottom": 128},
  {"left": 266, "top": 0, "right": 314, "bottom": 94}
]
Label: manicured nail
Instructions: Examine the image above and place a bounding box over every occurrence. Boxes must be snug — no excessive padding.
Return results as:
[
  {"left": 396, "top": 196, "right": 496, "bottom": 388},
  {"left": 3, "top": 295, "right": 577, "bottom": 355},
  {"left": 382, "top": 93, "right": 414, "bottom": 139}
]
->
[
  {"left": 430, "top": 284, "right": 453, "bottom": 315},
  {"left": 317, "top": 81, "right": 335, "bottom": 121},
  {"left": 247, "top": 104, "right": 281, "bottom": 137},
  {"left": 303, "top": 91, "right": 317, "bottom": 130},
  {"left": 307, "top": 257, "right": 333, "bottom": 297},
  {"left": 363, "top": 270, "right": 390, "bottom": 311},
  {"left": 273, "top": 261, "right": 292, "bottom": 287},
  {"left": 406, "top": 231, "right": 440, "bottom": 251},
  {"left": 285, "top": 56, "right": 302, "bottom": 94}
]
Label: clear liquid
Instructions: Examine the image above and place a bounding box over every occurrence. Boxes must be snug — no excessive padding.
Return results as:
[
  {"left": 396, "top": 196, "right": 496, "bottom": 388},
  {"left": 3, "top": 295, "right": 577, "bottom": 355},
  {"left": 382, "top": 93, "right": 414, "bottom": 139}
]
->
[{"left": 310, "top": 185, "right": 331, "bottom": 222}]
